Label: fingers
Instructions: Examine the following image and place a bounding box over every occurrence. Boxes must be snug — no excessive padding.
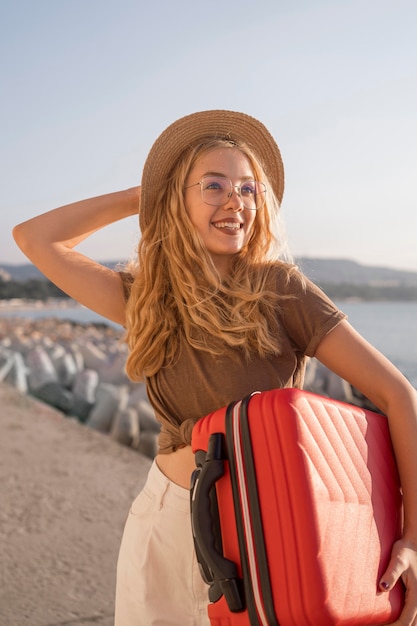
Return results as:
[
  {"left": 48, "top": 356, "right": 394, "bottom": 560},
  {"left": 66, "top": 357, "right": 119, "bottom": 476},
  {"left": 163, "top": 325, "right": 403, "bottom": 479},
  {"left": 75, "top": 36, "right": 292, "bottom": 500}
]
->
[
  {"left": 379, "top": 544, "right": 407, "bottom": 592},
  {"left": 384, "top": 603, "right": 417, "bottom": 626},
  {"left": 380, "top": 554, "right": 417, "bottom": 625},
  {"left": 379, "top": 540, "right": 417, "bottom": 625},
  {"left": 382, "top": 586, "right": 417, "bottom": 626}
]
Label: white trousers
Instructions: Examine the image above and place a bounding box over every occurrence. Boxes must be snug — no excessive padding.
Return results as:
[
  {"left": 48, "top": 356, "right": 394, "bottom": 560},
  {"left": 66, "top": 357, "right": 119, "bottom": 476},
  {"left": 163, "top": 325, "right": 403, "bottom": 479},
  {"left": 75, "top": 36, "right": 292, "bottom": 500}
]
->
[{"left": 115, "top": 460, "right": 211, "bottom": 626}]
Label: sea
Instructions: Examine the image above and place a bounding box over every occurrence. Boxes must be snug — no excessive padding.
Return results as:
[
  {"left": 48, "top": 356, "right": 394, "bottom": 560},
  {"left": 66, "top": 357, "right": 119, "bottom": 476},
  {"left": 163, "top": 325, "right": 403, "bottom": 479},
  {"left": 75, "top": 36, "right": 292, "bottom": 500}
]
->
[
  {"left": 334, "top": 300, "right": 417, "bottom": 388},
  {"left": 1, "top": 300, "right": 416, "bottom": 388}
]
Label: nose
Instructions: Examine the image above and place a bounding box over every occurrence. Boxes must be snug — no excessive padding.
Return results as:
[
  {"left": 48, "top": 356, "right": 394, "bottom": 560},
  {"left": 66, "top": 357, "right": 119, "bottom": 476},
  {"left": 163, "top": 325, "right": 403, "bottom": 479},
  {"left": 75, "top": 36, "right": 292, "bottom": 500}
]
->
[{"left": 226, "top": 187, "right": 244, "bottom": 212}]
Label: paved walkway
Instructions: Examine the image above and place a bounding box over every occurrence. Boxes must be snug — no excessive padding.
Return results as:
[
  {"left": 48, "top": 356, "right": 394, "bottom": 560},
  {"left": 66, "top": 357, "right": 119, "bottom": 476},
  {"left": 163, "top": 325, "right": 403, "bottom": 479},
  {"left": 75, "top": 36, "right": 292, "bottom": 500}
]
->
[{"left": 0, "top": 383, "right": 151, "bottom": 626}]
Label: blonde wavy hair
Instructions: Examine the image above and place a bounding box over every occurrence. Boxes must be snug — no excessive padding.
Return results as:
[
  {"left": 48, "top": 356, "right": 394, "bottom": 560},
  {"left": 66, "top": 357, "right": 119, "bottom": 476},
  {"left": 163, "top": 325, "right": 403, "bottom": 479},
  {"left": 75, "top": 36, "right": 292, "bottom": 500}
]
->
[{"left": 124, "top": 138, "right": 297, "bottom": 381}]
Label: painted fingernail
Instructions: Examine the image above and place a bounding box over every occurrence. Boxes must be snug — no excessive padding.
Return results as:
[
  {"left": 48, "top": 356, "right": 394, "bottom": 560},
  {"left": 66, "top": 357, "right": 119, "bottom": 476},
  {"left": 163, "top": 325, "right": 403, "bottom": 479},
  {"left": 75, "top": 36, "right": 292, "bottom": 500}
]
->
[{"left": 380, "top": 581, "right": 390, "bottom": 590}]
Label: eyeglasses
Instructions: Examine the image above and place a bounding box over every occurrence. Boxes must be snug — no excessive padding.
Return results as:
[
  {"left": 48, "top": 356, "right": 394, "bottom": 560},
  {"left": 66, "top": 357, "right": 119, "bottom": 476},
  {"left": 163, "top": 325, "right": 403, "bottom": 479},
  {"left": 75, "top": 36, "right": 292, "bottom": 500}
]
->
[{"left": 185, "top": 175, "right": 267, "bottom": 210}]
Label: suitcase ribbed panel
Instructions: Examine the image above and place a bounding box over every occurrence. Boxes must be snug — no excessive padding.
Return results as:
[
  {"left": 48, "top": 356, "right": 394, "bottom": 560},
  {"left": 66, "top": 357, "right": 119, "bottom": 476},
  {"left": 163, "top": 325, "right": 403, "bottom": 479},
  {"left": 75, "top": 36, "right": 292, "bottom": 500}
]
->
[
  {"left": 247, "top": 390, "right": 403, "bottom": 625},
  {"left": 191, "top": 389, "right": 404, "bottom": 626}
]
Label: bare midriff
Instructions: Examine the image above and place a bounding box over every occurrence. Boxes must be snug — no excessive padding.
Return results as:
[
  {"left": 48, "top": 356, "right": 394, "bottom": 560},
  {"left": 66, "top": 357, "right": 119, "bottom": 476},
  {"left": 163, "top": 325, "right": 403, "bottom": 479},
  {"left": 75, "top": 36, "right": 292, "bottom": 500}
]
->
[{"left": 155, "top": 446, "right": 196, "bottom": 489}]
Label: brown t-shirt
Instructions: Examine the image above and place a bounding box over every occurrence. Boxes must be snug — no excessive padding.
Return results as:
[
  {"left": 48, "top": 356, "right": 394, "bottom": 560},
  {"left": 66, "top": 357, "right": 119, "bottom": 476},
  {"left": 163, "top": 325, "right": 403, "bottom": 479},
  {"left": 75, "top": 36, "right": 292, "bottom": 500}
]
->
[{"left": 120, "top": 266, "right": 346, "bottom": 454}]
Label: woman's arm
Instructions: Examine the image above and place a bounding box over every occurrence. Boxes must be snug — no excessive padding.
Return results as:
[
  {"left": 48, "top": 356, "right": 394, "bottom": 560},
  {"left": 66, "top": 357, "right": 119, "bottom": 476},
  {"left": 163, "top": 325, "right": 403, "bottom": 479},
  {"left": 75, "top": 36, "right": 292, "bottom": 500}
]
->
[
  {"left": 315, "top": 319, "right": 417, "bottom": 625},
  {"left": 13, "top": 187, "right": 140, "bottom": 325}
]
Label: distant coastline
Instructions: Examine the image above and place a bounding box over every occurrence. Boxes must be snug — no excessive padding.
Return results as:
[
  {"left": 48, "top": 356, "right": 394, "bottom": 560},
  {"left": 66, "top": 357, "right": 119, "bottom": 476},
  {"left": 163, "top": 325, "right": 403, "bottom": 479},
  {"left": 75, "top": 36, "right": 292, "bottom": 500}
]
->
[
  {"left": 0, "top": 298, "right": 121, "bottom": 329},
  {"left": 316, "top": 283, "right": 417, "bottom": 302},
  {"left": 0, "top": 297, "right": 81, "bottom": 313},
  {"left": 3, "top": 284, "right": 417, "bottom": 309},
  {"left": 3, "top": 257, "right": 417, "bottom": 302}
]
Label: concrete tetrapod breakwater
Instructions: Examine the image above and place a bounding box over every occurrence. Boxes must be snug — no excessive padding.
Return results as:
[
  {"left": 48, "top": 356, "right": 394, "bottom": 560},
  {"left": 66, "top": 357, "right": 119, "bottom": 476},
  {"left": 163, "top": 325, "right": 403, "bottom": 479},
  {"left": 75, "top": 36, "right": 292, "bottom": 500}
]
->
[
  {"left": 0, "top": 317, "right": 161, "bottom": 460},
  {"left": 0, "top": 314, "right": 375, "bottom": 448}
]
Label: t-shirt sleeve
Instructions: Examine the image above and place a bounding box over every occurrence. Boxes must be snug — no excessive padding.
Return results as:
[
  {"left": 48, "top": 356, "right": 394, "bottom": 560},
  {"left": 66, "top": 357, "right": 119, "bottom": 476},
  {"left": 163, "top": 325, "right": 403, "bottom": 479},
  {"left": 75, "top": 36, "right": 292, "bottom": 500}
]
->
[{"left": 276, "top": 268, "right": 347, "bottom": 357}]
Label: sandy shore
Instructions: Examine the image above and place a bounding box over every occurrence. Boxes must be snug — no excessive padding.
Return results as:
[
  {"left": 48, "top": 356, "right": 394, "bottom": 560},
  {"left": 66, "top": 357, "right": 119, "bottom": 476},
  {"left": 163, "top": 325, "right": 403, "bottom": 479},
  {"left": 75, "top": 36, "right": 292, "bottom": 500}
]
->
[{"left": 0, "top": 382, "right": 151, "bottom": 626}]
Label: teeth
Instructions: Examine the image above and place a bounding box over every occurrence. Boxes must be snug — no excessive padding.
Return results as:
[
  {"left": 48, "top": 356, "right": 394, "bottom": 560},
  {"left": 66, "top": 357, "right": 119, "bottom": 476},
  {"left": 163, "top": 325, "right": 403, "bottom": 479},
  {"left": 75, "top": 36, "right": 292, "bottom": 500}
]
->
[{"left": 213, "top": 222, "right": 241, "bottom": 229}]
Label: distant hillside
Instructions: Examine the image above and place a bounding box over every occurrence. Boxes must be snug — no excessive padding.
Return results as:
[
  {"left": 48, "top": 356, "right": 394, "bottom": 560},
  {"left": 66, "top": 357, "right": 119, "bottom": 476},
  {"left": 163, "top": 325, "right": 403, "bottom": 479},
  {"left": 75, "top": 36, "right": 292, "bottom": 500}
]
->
[
  {"left": 296, "top": 257, "right": 417, "bottom": 287},
  {"left": 2, "top": 258, "right": 417, "bottom": 301},
  {"left": 0, "top": 261, "right": 122, "bottom": 282},
  {"left": 3, "top": 257, "right": 417, "bottom": 284},
  {"left": 0, "top": 264, "right": 44, "bottom": 281}
]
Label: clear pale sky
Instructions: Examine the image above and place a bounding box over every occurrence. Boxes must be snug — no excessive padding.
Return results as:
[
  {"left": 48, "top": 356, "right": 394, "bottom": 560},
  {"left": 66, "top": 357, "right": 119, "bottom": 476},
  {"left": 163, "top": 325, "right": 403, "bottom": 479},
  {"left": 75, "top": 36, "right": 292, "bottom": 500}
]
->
[{"left": 1, "top": 0, "right": 417, "bottom": 270}]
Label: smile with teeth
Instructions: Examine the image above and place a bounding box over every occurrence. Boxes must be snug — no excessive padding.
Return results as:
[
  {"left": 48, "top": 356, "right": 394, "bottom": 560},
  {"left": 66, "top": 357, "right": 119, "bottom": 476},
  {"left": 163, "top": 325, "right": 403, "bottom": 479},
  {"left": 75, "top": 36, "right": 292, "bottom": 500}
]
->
[{"left": 212, "top": 221, "right": 243, "bottom": 230}]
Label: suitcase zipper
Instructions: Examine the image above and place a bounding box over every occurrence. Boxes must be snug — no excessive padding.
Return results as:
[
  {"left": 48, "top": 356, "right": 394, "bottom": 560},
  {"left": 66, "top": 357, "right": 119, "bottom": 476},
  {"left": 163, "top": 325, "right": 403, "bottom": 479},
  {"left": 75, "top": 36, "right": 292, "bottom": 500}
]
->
[{"left": 226, "top": 394, "right": 280, "bottom": 626}]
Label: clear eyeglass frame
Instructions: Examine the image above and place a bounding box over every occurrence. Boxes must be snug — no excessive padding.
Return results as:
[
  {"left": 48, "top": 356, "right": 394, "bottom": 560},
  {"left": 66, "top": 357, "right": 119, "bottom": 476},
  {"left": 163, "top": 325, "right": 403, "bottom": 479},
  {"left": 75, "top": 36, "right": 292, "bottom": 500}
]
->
[{"left": 185, "top": 175, "right": 267, "bottom": 210}]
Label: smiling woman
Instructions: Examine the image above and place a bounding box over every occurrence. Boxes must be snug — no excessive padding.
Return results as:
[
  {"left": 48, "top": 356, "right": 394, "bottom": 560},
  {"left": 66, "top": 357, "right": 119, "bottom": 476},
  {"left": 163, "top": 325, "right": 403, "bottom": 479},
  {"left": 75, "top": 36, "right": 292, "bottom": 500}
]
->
[
  {"left": 12, "top": 109, "right": 417, "bottom": 626},
  {"left": 183, "top": 148, "right": 258, "bottom": 275}
]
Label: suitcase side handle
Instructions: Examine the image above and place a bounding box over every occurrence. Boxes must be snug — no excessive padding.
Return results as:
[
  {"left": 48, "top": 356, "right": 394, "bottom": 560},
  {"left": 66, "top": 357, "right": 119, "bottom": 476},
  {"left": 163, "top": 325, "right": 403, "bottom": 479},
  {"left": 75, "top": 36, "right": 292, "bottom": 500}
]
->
[{"left": 191, "top": 433, "right": 245, "bottom": 612}]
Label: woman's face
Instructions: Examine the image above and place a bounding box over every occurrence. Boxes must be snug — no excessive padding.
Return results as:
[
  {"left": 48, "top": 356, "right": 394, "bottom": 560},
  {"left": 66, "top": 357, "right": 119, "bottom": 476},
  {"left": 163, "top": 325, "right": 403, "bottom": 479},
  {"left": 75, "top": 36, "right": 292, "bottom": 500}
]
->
[{"left": 184, "top": 148, "right": 257, "bottom": 275}]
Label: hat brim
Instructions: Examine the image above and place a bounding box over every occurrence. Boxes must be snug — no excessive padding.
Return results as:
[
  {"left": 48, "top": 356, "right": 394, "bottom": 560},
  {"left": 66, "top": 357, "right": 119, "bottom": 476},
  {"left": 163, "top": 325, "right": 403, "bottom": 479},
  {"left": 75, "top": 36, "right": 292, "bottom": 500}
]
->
[{"left": 139, "top": 109, "right": 284, "bottom": 230}]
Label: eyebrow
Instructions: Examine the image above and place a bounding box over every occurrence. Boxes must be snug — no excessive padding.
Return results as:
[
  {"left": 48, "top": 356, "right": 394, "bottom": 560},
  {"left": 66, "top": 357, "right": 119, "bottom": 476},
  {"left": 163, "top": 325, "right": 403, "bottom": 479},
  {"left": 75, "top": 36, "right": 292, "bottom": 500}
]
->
[{"left": 202, "top": 171, "right": 255, "bottom": 180}]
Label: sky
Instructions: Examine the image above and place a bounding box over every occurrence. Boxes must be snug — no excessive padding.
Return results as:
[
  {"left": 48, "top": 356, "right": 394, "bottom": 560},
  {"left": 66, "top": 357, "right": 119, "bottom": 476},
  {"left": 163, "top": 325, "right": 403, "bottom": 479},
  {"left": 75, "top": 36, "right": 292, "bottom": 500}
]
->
[{"left": 1, "top": 0, "right": 417, "bottom": 270}]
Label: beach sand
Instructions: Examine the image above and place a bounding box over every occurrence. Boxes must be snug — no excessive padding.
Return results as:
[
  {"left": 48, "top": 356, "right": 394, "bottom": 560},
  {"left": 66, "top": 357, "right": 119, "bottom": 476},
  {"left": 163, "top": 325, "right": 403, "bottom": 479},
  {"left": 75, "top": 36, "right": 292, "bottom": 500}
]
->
[{"left": 0, "top": 382, "right": 151, "bottom": 626}]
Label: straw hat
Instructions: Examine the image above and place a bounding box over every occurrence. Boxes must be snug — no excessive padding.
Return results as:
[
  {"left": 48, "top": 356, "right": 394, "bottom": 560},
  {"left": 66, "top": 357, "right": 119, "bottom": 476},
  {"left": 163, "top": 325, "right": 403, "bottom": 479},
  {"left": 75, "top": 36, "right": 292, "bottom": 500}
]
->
[{"left": 139, "top": 109, "right": 284, "bottom": 230}]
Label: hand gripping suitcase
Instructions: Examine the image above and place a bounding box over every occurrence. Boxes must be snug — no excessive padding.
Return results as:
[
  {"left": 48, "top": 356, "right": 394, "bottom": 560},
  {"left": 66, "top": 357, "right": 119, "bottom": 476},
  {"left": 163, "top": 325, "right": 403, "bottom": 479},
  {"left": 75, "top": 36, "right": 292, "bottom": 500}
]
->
[{"left": 190, "top": 388, "right": 404, "bottom": 626}]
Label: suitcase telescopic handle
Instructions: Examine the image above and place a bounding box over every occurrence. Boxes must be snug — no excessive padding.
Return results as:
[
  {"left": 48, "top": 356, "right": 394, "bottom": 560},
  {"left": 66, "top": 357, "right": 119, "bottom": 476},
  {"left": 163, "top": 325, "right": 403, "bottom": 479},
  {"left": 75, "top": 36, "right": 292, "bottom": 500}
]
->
[{"left": 191, "top": 433, "right": 244, "bottom": 612}]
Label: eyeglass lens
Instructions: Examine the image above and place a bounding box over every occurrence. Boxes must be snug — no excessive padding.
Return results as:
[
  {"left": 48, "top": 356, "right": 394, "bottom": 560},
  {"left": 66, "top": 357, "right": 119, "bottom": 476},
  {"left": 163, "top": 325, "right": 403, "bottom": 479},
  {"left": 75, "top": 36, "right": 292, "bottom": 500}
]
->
[{"left": 200, "top": 176, "right": 266, "bottom": 210}]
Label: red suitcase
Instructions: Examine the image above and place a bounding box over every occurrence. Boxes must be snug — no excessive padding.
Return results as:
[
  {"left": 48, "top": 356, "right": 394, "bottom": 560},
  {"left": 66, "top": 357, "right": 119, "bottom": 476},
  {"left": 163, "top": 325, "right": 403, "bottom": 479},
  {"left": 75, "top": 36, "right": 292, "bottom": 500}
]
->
[{"left": 190, "top": 388, "right": 404, "bottom": 625}]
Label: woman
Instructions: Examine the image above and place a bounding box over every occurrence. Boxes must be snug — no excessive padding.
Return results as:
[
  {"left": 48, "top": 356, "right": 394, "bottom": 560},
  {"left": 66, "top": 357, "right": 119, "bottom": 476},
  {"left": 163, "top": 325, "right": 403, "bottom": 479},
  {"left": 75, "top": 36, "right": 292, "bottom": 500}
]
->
[{"left": 13, "top": 110, "right": 417, "bottom": 625}]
